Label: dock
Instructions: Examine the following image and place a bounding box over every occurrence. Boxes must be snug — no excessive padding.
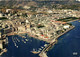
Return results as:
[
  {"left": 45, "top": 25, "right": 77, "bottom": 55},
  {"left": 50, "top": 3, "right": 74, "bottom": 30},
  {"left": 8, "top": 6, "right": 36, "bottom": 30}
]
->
[
  {"left": 39, "top": 40, "right": 57, "bottom": 57},
  {"left": 0, "top": 48, "right": 7, "bottom": 55}
]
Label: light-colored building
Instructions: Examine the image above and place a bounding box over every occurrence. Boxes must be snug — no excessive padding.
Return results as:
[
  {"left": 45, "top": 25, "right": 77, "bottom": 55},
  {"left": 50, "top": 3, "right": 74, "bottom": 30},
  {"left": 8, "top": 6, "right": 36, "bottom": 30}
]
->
[
  {"left": 0, "top": 13, "right": 3, "bottom": 17},
  {"left": 0, "top": 32, "right": 1, "bottom": 38},
  {"left": 0, "top": 41, "right": 3, "bottom": 49},
  {"left": 63, "top": 25, "right": 70, "bottom": 29},
  {"left": 18, "top": 26, "right": 26, "bottom": 32},
  {"left": 47, "top": 10, "right": 53, "bottom": 13},
  {"left": 23, "top": 6, "right": 30, "bottom": 9},
  {"left": 6, "top": 9, "right": 11, "bottom": 13}
]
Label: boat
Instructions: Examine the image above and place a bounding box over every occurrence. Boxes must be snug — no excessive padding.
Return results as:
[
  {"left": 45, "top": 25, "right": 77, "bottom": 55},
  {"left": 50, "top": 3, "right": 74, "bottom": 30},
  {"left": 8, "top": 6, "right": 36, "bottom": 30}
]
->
[
  {"left": 44, "top": 44, "right": 48, "bottom": 47},
  {"left": 16, "top": 46, "right": 18, "bottom": 48},
  {"left": 25, "top": 39, "right": 28, "bottom": 41},
  {"left": 14, "top": 43, "right": 16, "bottom": 46},
  {"left": 22, "top": 39, "right": 26, "bottom": 43},
  {"left": 6, "top": 37, "right": 8, "bottom": 44},
  {"left": 16, "top": 38, "right": 20, "bottom": 42},
  {"left": 39, "top": 48, "right": 42, "bottom": 50},
  {"left": 22, "top": 36, "right": 26, "bottom": 38},
  {"left": 41, "top": 46, "right": 44, "bottom": 49},
  {"left": 14, "top": 38, "right": 17, "bottom": 43},
  {"left": 31, "top": 51, "right": 40, "bottom": 54},
  {"left": 12, "top": 38, "right": 17, "bottom": 46},
  {"left": 73, "top": 52, "right": 78, "bottom": 55},
  {"left": 22, "top": 39, "right": 24, "bottom": 42},
  {"left": 31, "top": 48, "right": 40, "bottom": 54},
  {"left": 24, "top": 41, "right": 26, "bottom": 43}
]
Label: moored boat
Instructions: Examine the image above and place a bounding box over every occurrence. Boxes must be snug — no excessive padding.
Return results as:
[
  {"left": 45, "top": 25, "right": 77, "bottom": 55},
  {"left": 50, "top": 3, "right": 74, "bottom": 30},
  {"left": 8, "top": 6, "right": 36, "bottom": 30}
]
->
[{"left": 31, "top": 48, "right": 40, "bottom": 54}]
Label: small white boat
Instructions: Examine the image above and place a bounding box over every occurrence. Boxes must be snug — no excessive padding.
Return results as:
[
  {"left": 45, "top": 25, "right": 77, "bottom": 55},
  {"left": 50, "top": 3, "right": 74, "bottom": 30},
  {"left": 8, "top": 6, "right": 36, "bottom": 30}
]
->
[
  {"left": 22, "top": 40, "right": 24, "bottom": 42},
  {"left": 44, "top": 44, "right": 48, "bottom": 47},
  {"left": 41, "top": 46, "right": 44, "bottom": 49},
  {"left": 31, "top": 48, "right": 40, "bottom": 54},
  {"left": 16, "top": 46, "right": 18, "bottom": 48},
  {"left": 14, "top": 43, "right": 16, "bottom": 46},
  {"left": 39, "top": 48, "right": 42, "bottom": 50},
  {"left": 22, "top": 36, "right": 26, "bottom": 38},
  {"left": 73, "top": 52, "right": 78, "bottom": 55},
  {"left": 24, "top": 41, "right": 26, "bottom": 43},
  {"left": 16, "top": 38, "right": 20, "bottom": 42},
  {"left": 6, "top": 37, "right": 8, "bottom": 44},
  {"left": 25, "top": 39, "right": 28, "bottom": 41}
]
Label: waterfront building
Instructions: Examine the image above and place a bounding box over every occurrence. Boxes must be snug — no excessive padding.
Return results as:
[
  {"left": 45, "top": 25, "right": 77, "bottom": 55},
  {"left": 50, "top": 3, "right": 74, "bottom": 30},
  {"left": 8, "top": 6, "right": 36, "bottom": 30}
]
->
[
  {"left": 0, "top": 41, "right": 3, "bottom": 49},
  {"left": 0, "top": 32, "right": 1, "bottom": 38},
  {"left": 18, "top": 26, "right": 26, "bottom": 32},
  {"left": 0, "top": 13, "right": 3, "bottom": 17},
  {"left": 63, "top": 25, "right": 70, "bottom": 29},
  {"left": 6, "top": 9, "right": 11, "bottom": 13}
]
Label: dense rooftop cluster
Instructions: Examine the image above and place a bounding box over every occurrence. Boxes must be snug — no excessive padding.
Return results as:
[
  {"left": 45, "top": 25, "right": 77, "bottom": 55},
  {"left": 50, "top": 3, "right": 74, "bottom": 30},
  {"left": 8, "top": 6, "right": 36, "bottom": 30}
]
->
[{"left": 0, "top": 7, "right": 78, "bottom": 42}]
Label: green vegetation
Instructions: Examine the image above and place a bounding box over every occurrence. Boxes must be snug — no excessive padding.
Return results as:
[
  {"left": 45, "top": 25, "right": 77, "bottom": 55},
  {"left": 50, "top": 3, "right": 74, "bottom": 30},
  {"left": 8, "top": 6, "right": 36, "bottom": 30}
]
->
[
  {"left": 22, "top": 14, "right": 28, "bottom": 17},
  {"left": 0, "top": 17, "right": 8, "bottom": 20},
  {"left": 56, "top": 30, "right": 64, "bottom": 34},
  {"left": 37, "top": 25, "right": 45, "bottom": 28},
  {"left": 67, "top": 23, "right": 72, "bottom": 26},
  {"left": 57, "top": 17, "right": 79, "bottom": 22}
]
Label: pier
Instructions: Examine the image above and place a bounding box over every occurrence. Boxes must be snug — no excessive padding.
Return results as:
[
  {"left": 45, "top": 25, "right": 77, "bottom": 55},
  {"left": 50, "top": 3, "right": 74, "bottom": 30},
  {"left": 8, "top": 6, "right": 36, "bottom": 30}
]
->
[{"left": 39, "top": 40, "right": 57, "bottom": 57}]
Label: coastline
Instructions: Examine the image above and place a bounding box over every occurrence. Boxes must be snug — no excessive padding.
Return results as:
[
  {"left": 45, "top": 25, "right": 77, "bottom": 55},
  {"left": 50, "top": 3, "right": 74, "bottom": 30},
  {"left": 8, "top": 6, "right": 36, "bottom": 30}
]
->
[
  {"left": 1, "top": 21, "right": 75, "bottom": 56},
  {"left": 4, "top": 25, "right": 75, "bottom": 43},
  {"left": 38, "top": 26, "right": 75, "bottom": 56},
  {"left": 3, "top": 19, "right": 77, "bottom": 43},
  {"left": 67, "top": 19, "right": 79, "bottom": 23},
  {"left": 56, "top": 26, "right": 75, "bottom": 40}
]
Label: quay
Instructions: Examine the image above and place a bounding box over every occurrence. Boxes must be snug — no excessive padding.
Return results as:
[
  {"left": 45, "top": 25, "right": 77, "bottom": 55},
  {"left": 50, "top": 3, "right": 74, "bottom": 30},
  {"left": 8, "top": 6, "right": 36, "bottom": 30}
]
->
[
  {"left": 0, "top": 48, "right": 7, "bottom": 55},
  {"left": 0, "top": 36, "right": 8, "bottom": 55},
  {"left": 39, "top": 40, "right": 57, "bottom": 57}
]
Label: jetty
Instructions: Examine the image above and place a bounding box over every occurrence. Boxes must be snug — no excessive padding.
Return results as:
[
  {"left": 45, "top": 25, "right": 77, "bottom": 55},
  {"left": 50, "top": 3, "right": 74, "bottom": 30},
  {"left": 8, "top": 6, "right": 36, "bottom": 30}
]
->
[{"left": 39, "top": 40, "right": 57, "bottom": 57}]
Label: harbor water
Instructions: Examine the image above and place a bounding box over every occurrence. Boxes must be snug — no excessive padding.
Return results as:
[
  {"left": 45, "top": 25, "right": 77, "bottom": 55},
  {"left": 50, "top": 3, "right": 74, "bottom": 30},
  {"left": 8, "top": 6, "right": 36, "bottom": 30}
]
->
[{"left": 1, "top": 20, "right": 80, "bottom": 57}]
